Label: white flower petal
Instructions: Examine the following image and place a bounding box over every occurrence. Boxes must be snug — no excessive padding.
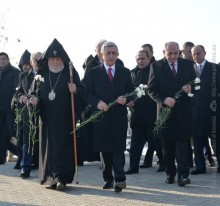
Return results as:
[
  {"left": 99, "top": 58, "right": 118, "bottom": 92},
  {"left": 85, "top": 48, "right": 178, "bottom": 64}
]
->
[
  {"left": 194, "top": 77, "right": 201, "bottom": 84},
  {"left": 139, "top": 84, "right": 144, "bottom": 89},
  {"left": 188, "top": 93, "right": 194, "bottom": 97},
  {"left": 195, "top": 86, "right": 200, "bottom": 90}
]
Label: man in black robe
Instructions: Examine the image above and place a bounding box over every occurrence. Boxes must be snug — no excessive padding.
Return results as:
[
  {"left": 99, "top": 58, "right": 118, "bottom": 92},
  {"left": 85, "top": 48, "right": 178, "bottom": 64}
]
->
[{"left": 29, "top": 39, "right": 82, "bottom": 191}]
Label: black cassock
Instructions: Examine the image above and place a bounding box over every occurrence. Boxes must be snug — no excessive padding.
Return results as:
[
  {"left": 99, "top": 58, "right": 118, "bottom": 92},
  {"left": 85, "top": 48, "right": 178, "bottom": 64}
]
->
[{"left": 36, "top": 68, "right": 80, "bottom": 185}]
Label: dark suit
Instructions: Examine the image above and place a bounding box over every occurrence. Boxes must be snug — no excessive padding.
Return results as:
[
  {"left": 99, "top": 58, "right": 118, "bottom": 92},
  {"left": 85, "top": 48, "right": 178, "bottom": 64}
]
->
[
  {"left": 84, "top": 63, "right": 134, "bottom": 182},
  {"left": 192, "top": 61, "right": 220, "bottom": 170},
  {"left": 0, "top": 64, "right": 20, "bottom": 164},
  {"left": 128, "top": 65, "right": 163, "bottom": 169},
  {"left": 148, "top": 57, "right": 196, "bottom": 179},
  {"left": 15, "top": 69, "right": 39, "bottom": 172}
]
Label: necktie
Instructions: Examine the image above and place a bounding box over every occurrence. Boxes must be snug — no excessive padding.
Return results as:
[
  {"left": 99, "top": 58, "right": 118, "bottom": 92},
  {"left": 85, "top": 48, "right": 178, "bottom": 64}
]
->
[
  {"left": 108, "top": 68, "right": 113, "bottom": 81},
  {"left": 171, "top": 63, "right": 176, "bottom": 78},
  {"left": 199, "top": 64, "right": 203, "bottom": 75}
]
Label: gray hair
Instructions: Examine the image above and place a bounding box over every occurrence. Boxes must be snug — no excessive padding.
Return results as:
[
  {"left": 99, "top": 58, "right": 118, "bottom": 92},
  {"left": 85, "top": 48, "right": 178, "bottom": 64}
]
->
[
  {"left": 101, "top": 41, "right": 118, "bottom": 53},
  {"left": 164, "top": 42, "right": 179, "bottom": 50},
  {"left": 95, "top": 39, "right": 107, "bottom": 51},
  {"left": 30, "top": 52, "right": 42, "bottom": 61}
]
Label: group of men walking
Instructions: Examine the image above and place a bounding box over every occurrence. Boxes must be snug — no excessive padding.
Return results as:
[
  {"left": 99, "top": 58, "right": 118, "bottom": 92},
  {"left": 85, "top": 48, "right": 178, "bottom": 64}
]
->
[{"left": 0, "top": 39, "right": 219, "bottom": 193}]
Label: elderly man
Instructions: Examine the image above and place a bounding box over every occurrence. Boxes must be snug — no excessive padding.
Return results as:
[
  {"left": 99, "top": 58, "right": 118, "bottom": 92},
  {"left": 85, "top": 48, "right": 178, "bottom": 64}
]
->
[
  {"left": 0, "top": 52, "right": 20, "bottom": 165},
  {"left": 148, "top": 42, "right": 196, "bottom": 186},
  {"left": 84, "top": 41, "right": 134, "bottom": 192},
  {"left": 191, "top": 45, "right": 220, "bottom": 174},
  {"left": 29, "top": 39, "right": 82, "bottom": 190}
]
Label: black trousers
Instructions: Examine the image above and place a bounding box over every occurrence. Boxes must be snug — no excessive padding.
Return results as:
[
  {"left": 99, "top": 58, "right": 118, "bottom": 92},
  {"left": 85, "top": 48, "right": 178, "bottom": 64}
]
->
[
  {"left": 100, "top": 151, "right": 126, "bottom": 182},
  {"left": 0, "top": 111, "right": 17, "bottom": 163},
  {"left": 161, "top": 137, "right": 189, "bottom": 179},
  {"left": 193, "top": 136, "right": 207, "bottom": 170},
  {"left": 129, "top": 122, "right": 163, "bottom": 169}
]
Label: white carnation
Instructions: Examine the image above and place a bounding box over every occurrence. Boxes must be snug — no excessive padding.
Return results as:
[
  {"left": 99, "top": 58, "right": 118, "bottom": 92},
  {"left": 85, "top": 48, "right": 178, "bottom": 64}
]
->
[
  {"left": 194, "top": 77, "right": 201, "bottom": 84},
  {"left": 188, "top": 93, "right": 194, "bottom": 97}
]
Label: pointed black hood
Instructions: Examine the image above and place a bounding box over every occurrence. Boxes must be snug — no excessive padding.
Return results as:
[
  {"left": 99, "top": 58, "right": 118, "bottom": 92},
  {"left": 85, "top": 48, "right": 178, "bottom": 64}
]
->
[
  {"left": 18, "top": 49, "right": 31, "bottom": 70},
  {"left": 37, "top": 38, "right": 70, "bottom": 71}
]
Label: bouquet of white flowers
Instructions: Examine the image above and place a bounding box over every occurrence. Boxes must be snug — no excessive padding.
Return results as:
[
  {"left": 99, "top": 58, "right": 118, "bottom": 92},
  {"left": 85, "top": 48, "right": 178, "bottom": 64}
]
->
[
  {"left": 153, "top": 78, "right": 201, "bottom": 133},
  {"left": 75, "top": 84, "right": 148, "bottom": 131}
]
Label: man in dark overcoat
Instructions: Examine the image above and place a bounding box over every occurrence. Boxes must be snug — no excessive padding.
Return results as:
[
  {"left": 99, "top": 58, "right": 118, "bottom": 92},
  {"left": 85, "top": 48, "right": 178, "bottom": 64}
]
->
[
  {"left": 84, "top": 41, "right": 134, "bottom": 192},
  {"left": 125, "top": 50, "right": 164, "bottom": 175},
  {"left": 148, "top": 42, "right": 196, "bottom": 187},
  {"left": 0, "top": 52, "right": 20, "bottom": 164},
  {"left": 191, "top": 45, "right": 220, "bottom": 174}
]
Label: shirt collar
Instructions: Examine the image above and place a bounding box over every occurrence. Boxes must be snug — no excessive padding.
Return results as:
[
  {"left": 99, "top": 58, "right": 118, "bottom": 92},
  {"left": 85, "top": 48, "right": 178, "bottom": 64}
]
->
[
  {"left": 104, "top": 63, "right": 115, "bottom": 72},
  {"left": 196, "top": 59, "right": 206, "bottom": 67}
]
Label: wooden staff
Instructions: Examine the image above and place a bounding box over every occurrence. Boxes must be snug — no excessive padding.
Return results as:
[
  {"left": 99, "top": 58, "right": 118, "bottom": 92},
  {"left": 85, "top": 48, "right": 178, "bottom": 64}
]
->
[{"left": 69, "top": 61, "right": 79, "bottom": 184}]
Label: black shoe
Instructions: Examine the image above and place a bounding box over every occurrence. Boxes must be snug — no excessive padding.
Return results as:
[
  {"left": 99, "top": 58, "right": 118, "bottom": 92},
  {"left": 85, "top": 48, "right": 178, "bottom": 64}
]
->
[
  {"left": 56, "top": 182, "right": 67, "bottom": 191},
  {"left": 165, "top": 176, "right": 175, "bottom": 184},
  {"left": 13, "top": 164, "right": 21, "bottom": 170},
  {"left": 208, "top": 159, "right": 215, "bottom": 167},
  {"left": 191, "top": 169, "right": 206, "bottom": 175},
  {"left": 125, "top": 168, "right": 139, "bottom": 175},
  {"left": 114, "top": 181, "right": 126, "bottom": 193},
  {"left": 156, "top": 165, "right": 165, "bottom": 172},
  {"left": 31, "top": 164, "right": 39, "bottom": 169},
  {"left": 46, "top": 183, "right": 57, "bottom": 190},
  {"left": 139, "top": 164, "right": 152, "bottom": 169},
  {"left": 20, "top": 171, "right": 30, "bottom": 179},
  {"left": 103, "top": 181, "right": 114, "bottom": 189},
  {"left": 217, "top": 167, "right": 220, "bottom": 173},
  {"left": 178, "top": 177, "right": 191, "bottom": 186}
]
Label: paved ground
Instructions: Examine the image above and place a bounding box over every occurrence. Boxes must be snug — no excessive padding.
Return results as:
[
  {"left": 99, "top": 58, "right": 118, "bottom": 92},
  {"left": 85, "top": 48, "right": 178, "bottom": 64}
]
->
[{"left": 1, "top": 151, "right": 220, "bottom": 206}]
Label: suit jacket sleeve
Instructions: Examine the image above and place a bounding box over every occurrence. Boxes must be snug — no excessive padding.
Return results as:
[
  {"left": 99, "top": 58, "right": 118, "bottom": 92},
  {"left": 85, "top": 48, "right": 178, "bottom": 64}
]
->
[{"left": 147, "top": 63, "right": 166, "bottom": 106}]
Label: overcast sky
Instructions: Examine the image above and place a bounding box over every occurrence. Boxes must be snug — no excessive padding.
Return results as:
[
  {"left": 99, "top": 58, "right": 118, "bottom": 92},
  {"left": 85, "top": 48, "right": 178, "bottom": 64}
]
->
[{"left": 1, "top": 0, "right": 220, "bottom": 78}]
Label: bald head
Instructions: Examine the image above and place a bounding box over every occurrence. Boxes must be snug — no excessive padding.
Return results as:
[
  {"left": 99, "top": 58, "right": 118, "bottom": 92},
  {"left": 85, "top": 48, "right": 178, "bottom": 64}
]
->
[{"left": 191, "top": 45, "right": 206, "bottom": 63}]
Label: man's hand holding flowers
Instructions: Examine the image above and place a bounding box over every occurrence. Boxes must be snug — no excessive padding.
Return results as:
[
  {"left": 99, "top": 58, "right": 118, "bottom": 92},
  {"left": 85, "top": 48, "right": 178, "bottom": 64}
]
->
[
  {"left": 97, "top": 100, "right": 108, "bottom": 112},
  {"left": 117, "top": 96, "right": 127, "bottom": 105}
]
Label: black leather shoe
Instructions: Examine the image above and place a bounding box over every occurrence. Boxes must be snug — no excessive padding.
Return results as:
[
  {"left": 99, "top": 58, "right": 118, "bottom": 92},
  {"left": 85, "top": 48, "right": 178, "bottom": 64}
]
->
[
  {"left": 165, "top": 176, "right": 175, "bottom": 184},
  {"left": 156, "top": 165, "right": 165, "bottom": 172},
  {"left": 125, "top": 168, "right": 139, "bottom": 175},
  {"left": 217, "top": 167, "right": 220, "bottom": 173},
  {"left": 191, "top": 169, "right": 206, "bottom": 175},
  {"left": 103, "top": 181, "right": 114, "bottom": 189},
  {"left": 20, "top": 171, "right": 30, "bottom": 179},
  {"left": 46, "top": 183, "right": 57, "bottom": 190},
  {"left": 139, "top": 164, "right": 152, "bottom": 169},
  {"left": 114, "top": 181, "right": 126, "bottom": 193},
  {"left": 56, "top": 182, "right": 67, "bottom": 191},
  {"left": 208, "top": 159, "right": 215, "bottom": 167},
  {"left": 178, "top": 177, "right": 191, "bottom": 186},
  {"left": 31, "top": 164, "right": 39, "bottom": 169},
  {"left": 13, "top": 164, "right": 21, "bottom": 170}
]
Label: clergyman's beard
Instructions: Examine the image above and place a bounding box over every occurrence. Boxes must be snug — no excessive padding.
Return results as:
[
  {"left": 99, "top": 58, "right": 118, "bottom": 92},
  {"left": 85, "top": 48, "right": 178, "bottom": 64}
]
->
[{"left": 48, "top": 62, "right": 64, "bottom": 73}]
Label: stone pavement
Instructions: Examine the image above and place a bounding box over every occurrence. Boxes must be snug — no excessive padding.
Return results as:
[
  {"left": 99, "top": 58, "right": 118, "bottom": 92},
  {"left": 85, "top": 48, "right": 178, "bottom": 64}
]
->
[{"left": 1, "top": 152, "right": 220, "bottom": 206}]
